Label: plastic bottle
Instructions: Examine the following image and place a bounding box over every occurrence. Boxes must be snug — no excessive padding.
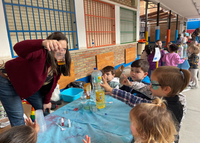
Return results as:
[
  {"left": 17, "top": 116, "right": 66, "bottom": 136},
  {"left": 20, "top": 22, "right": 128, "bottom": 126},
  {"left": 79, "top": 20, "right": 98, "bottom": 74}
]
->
[
  {"left": 91, "top": 68, "right": 102, "bottom": 88},
  {"left": 92, "top": 39, "right": 94, "bottom": 48},
  {"left": 95, "top": 85, "right": 105, "bottom": 109},
  {"left": 91, "top": 68, "right": 105, "bottom": 109}
]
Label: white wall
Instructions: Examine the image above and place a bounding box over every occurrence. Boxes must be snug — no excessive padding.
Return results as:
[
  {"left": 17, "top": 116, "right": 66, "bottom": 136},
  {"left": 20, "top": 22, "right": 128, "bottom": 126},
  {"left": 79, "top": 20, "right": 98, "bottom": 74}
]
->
[
  {"left": 0, "top": 0, "right": 11, "bottom": 58},
  {"left": 136, "top": 0, "right": 140, "bottom": 41},
  {"left": 74, "top": 0, "right": 87, "bottom": 50},
  {"left": 115, "top": 5, "right": 120, "bottom": 44}
]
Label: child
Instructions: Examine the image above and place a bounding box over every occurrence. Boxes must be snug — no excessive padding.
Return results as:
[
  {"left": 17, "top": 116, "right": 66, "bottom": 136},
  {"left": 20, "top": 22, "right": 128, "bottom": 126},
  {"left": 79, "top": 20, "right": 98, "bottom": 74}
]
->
[
  {"left": 129, "top": 98, "right": 177, "bottom": 143},
  {"left": 188, "top": 43, "right": 200, "bottom": 88},
  {"left": 147, "top": 44, "right": 165, "bottom": 76},
  {"left": 102, "top": 66, "right": 120, "bottom": 89},
  {"left": 0, "top": 118, "right": 39, "bottom": 143},
  {"left": 176, "top": 34, "right": 182, "bottom": 45},
  {"left": 182, "top": 34, "right": 188, "bottom": 58},
  {"left": 140, "top": 45, "right": 151, "bottom": 61},
  {"left": 83, "top": 98, "right": 177, "bottom": 143},
  {"left": 162, "top": 44, "right": 185, "bottom": 67},
  {"left": 120, "top": 59, "right": 153, "bottom": 99},
  {"left": 156, "top": 39, "right": 163, "bottom": 49},
  {"left": 167, "top": 42, "right": 172, "bottom": 48}
]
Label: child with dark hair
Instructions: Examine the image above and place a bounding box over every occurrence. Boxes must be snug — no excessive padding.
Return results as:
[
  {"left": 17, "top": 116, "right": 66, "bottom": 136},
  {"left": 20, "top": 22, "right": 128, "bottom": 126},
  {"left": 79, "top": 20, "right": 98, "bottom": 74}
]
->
[
  {"left": 176, "top": 34, "right": 182, "bottom": 45},
  {"left": 120, "top": 59, "right": 153, "bottom": 99},
  {"left": 140, "top": 45, "right": 151, "bottom": 61},
  {"left": 162, "top": 44, "right": 185, "bottom": 67},
  {"left": 102, "top": 66, "right": 120, "bottom": 89},
  {"left": 147, "top": 44, "right": 165, "bottom": 76}
]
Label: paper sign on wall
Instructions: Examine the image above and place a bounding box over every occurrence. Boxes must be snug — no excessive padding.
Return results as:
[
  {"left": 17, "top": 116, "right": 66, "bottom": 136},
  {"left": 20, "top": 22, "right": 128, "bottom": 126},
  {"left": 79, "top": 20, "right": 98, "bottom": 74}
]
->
[{"left": 153, "top": 48, "right": 161, "bottom": 62}]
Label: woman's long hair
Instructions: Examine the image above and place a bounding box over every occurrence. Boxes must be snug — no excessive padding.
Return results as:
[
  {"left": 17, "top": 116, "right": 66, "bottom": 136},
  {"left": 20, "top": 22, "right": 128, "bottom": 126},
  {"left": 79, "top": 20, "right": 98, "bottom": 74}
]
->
[{"left": 45, "top": 32, "right": 71, "bottom": 76}]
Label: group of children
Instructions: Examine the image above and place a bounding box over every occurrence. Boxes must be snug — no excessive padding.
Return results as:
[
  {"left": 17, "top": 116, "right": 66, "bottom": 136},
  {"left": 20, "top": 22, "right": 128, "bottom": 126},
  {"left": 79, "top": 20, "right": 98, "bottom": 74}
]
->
[
  {"left": 0, "top": 41, "right": 199, "bottom": 143},
  {"left": 83, "top": 56, "right": 189, "bottom": 142},
  {"left": 141, "top": 39, "right": 200, "bottom": 88},
  {"left": 82, "top": 40, "right": 198, "bottom": 142}
]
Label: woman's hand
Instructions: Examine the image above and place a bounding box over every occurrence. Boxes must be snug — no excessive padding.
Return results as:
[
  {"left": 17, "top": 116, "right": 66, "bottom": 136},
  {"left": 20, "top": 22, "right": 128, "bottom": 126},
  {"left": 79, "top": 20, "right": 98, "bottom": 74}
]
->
[
  {"left": 42, "top": 40, "right": 62, "bottom": 51},
  {"left": 83, "top": 135, "right": 91, "bottom": 143},
  {"left": 43, "top": 102, "right": 52, "bottom": 113},
  {"left": 25, "top": 117, "right": 40, "bottom": 133},
  {"left": 122, "top": 74, "right": 132, "bottom": 87},
  {"left": 100, "top": 76, "right": 113, "bottom": 93}
]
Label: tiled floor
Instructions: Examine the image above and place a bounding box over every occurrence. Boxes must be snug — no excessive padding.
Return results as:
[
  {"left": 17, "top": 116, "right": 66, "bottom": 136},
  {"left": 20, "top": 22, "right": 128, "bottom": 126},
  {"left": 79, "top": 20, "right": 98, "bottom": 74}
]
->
[{"left": 179, "top": 87, "right": 200, "bottom": 142}]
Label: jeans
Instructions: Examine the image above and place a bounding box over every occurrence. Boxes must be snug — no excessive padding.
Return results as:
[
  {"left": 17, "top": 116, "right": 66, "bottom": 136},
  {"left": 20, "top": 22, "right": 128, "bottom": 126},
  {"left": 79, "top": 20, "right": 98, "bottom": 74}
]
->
[{"left": 0, "top": 75, "right": 48, "bottom": 126}]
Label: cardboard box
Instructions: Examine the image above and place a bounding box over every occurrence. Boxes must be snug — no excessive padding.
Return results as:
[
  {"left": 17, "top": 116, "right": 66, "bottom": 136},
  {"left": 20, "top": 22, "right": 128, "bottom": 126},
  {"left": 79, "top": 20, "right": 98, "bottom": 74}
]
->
[
  {"left": 22, "top": 103, "right": 32, "bottom": 119},
  {"left": 115, "top": 65, "right": 124, "bottom": 77}
]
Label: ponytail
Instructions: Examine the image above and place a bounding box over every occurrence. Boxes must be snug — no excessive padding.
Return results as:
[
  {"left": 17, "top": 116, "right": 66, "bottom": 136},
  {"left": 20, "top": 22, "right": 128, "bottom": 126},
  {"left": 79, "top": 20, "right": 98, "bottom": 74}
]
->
[
  {"left": 180, "top": 69, "right": 191, "bottom": 92},
  {"left": 129, "top": 98, "right": 177, "bottom": 143},
  {"left": 152, "top": 97, "right": 166, "bottom": 109}
]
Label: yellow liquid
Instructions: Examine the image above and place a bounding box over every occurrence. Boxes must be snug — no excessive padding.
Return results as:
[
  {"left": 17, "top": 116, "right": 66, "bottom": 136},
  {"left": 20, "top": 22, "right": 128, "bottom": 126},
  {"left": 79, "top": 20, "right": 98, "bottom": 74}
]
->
[
  {"left": 95, "top": 89, "right": 105, "bottom": 109},
  {"left": 57, "top": 59, "right": 65, "bottom": 65},
  {"left": 84, "top": 83, "right": 91, "bottom": 99}
]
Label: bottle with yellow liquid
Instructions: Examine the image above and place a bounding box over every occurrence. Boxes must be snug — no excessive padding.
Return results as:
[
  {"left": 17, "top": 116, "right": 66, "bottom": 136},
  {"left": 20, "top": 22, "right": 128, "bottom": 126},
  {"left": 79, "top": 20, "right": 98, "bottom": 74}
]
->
[
  {"left": 95, "top": 86, "right": 105, "bottom": 109},
  {"left": 83, "top": 83, "right": 91, "bottom": 99}
]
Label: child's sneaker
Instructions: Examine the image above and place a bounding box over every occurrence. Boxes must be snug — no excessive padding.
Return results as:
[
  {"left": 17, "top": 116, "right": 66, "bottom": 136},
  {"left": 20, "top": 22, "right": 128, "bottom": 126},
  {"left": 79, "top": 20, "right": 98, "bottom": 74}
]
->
[
  {"left": 189, "top": 81, "right": 195, "bottom": 86},
  {"left": 191, "top": 86, "right": 199, "bottom": 89}
]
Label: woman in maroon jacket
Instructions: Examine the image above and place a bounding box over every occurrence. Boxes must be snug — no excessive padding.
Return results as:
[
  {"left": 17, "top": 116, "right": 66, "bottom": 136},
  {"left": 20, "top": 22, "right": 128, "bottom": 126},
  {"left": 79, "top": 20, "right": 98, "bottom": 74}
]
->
[{"left": 0, "top": 32, "right": 71, "bottom": 126}]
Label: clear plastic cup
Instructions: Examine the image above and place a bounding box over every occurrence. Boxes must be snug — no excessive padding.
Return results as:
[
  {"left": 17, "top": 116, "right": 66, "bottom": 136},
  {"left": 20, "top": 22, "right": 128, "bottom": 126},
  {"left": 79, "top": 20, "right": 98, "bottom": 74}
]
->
[
  {"left": 55, "top": 49, "right": 65, "bottom": 65},
  {"left": 35, "top": 109, "right": 47, "bottom": 133}
]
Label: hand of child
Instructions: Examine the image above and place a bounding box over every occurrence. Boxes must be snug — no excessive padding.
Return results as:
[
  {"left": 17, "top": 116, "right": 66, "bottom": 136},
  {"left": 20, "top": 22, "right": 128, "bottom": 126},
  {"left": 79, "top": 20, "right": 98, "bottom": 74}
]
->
[
  {"left": 122, "top": 74, "right": 132, "bottom": 87},
  {"left": 100, "top": 76, "right": 113, "bottom": 93},
  {"left": 25, "top": 117, "right": 40, "bottom": 133},
  {"left": 83, "top": 135, "right": 91, "bottom": 143},
  {"left": 102, "top": 73, "right": 107, "bottom": 81}
]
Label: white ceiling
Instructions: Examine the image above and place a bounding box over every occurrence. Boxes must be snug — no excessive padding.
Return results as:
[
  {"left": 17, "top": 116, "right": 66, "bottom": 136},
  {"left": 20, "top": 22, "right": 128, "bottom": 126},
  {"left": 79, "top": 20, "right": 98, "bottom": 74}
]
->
[{"left": 149, "top": 0, "right": 200, "bottom": 18}]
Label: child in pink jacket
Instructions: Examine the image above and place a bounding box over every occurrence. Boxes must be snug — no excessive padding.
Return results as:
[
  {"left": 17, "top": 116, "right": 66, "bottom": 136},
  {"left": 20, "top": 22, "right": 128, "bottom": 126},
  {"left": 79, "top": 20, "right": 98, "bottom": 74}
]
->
[{"left": 162, "top": 44, "right": 185, "bottom": 66}]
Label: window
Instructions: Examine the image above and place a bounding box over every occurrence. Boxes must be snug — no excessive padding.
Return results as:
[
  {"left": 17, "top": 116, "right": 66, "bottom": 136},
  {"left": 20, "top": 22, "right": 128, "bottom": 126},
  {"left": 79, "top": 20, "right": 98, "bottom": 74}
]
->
[
  {"left": 3, "top": 0, "right": 78, "bottom": 58},
  {"left": 84, "top": 0, "right": 115, "bottom": 48},
  {"left": 120, "top": 8, "right": 137, "bottom": 44}
]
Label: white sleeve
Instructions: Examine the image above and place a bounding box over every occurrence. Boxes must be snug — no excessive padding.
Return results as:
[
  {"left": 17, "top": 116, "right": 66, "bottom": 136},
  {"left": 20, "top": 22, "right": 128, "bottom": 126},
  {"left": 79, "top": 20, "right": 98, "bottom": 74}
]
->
[{"left": 130, "top": 81, "right": 146, "bottom": 90}]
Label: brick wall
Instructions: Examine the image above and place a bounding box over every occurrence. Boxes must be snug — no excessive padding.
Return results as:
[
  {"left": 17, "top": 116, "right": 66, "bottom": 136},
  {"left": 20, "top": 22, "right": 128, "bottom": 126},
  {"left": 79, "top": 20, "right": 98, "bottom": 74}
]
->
[
  {"left": 150, "top": 21, "right": 180, "bottom": 42},
  {"left": 70, "top": 43, "right": 137, "bottom": 80},
  {"left": 140, "top": 1, "right": 145, "bottom": 16}
]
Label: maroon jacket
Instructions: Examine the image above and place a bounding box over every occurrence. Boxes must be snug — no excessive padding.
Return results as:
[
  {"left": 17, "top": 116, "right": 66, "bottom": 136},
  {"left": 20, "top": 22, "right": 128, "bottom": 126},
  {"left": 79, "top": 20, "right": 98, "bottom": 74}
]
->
[{"left": 5, "top": 39, "right": 60, "bottom": 104}]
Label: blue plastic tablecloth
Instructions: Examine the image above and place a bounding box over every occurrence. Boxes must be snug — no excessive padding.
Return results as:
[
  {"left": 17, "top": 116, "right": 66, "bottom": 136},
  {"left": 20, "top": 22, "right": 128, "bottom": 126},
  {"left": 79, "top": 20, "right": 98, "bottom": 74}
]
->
[{"left": 37, "top": 95, "right": 133, "bottom": 143}]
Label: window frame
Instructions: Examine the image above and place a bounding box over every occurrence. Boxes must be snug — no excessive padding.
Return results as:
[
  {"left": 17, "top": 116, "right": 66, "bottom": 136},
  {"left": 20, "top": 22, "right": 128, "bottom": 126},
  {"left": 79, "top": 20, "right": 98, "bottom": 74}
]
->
[
  {"left": 2, "top": 0, "right": 79, "bottom": 58},
  {"left": 120, "top": 7, "right": 137, "bottom": 44},
  {"left": 83, "top": 0, "right": 116, "bottom": 49}
]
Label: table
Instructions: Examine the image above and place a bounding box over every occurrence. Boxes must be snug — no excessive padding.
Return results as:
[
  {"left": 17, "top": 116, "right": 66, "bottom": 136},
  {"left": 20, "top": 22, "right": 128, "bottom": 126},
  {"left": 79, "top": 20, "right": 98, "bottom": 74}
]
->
[{"left": 37, "top": 95, "right": 133, "bottom": 143}]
